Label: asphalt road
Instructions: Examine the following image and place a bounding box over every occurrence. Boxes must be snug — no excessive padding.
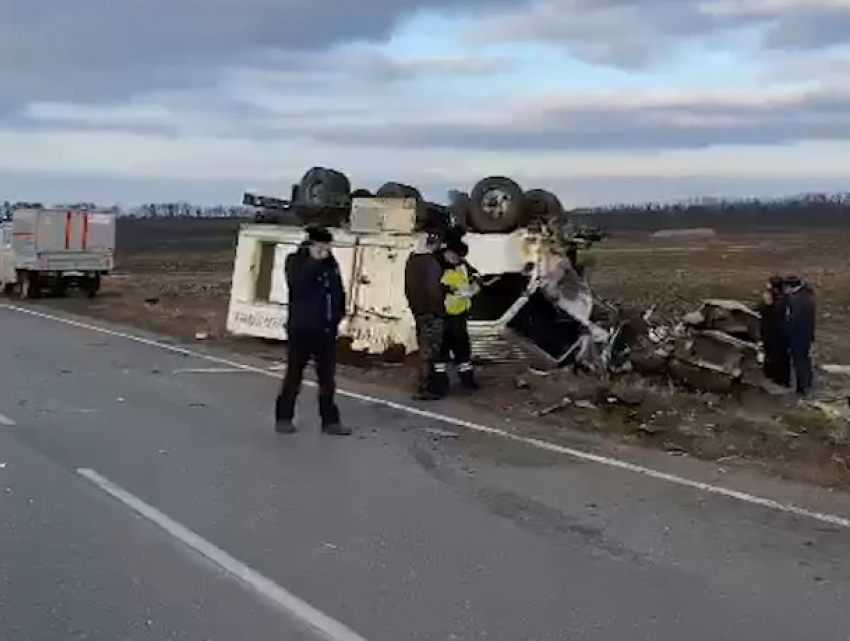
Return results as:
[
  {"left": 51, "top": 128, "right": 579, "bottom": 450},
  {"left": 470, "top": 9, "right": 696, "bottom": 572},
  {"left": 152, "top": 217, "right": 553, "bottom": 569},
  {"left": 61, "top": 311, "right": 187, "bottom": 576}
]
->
[{"left": 1, "top": 303, "right": 850, "bottom": 640}]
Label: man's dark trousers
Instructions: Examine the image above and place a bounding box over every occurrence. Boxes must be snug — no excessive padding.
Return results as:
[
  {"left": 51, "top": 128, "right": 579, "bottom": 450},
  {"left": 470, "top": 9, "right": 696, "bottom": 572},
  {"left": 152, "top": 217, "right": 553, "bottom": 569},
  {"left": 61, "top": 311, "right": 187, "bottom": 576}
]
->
[
  {"left": 415, "top": 313, "right": 444, "bottom": 395},
  {"left": 276, "top": 335, "right": 340, "bottom": 426},
  {"left": 763, "top": 339, "right": 791, "bottom": 387},
  {"left": 789, "top": 339, "right": 813, "bottom": 395}
]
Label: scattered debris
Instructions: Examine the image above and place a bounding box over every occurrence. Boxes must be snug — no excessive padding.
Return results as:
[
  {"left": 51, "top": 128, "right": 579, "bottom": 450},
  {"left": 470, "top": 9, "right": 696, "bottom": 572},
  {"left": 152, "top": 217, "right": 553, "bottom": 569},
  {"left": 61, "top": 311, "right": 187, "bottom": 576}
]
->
[
  {"left": 822, "top": 364, "right": 850, "bottom": 376},
  {"left": 574, "top": 399, "right": 598, "bottom": 411},
  {"left": 424, "top": 427, "right": 460, "bottom": 439},
  {"left": 536, "top": 397, "right": 574, "bottom": 417}
]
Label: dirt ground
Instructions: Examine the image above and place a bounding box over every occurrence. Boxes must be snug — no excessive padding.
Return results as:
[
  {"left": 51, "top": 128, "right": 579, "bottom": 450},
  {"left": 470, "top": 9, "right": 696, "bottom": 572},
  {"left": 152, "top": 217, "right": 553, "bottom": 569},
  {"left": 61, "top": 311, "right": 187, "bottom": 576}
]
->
[{"left": 17, "top": 220, "right": 850, "bottom": 487}]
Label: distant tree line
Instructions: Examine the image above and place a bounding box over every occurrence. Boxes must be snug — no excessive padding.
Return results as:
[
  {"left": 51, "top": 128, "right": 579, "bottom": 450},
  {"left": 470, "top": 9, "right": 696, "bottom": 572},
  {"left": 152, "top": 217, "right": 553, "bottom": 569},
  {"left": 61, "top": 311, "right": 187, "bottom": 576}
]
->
[
  {"left": 0, "top": 201, "right": 249, "bottom": 219},
  {"left": 571, "top": 193, "right": 850, "bottom": 232},
  {"left": 126, "top": 203, "right": 250, "bottom": 219},
  {"left": 4, "top": 193, "right": 850, "bottom": 230}
]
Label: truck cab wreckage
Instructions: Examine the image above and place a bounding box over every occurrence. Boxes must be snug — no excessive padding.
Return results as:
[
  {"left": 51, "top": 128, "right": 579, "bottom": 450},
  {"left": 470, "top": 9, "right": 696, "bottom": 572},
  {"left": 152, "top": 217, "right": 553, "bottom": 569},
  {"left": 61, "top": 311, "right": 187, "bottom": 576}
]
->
[{"left": 227, "top": 167, "right": 761, "bottom": 386}]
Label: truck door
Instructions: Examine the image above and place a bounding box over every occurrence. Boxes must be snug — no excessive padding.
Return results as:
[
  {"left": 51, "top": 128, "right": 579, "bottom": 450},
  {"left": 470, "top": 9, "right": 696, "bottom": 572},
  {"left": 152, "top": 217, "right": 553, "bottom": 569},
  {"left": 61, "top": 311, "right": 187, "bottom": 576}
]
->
[{"left": 354, "top": 244, "right": 408, "bottom": 319}]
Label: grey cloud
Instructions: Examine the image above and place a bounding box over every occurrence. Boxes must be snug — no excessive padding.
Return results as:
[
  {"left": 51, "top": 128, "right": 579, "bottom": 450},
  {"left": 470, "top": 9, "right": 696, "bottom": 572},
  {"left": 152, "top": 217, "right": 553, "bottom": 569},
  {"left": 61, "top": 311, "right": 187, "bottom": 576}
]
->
[
  {"left": 473, "top": 0, "right": 736, "bottom": 67},
  {"left": 0, "top": 0, "right": 518, "bottom": 107},
  {"left": 253, "top": 49, "right": 511, "bottom": 82},
  {"left": 281, "top": 90, "right": 850, "bottom": 151},
  {"left": 476, "top": 0, "right": 850, "bottom": 69},
  {"left": 763, "top": 8, "right": 850, "bottom": 50}
]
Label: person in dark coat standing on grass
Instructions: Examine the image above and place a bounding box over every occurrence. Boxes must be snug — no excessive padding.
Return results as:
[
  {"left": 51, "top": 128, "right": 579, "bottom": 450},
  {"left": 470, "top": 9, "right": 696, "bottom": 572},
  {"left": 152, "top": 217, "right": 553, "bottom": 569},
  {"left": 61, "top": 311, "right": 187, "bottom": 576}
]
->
[
  {"left": 758, "top": 275, "right": 791, "bottom": 387},
  {"left": 275, "top": 227, "right": 350, "bottom": 435},
  {"left": 784, "top": 276, "right": 816, "bottom": 397},
  {"left": 405, "top": 232, "right": 446, "bottom": 400}
]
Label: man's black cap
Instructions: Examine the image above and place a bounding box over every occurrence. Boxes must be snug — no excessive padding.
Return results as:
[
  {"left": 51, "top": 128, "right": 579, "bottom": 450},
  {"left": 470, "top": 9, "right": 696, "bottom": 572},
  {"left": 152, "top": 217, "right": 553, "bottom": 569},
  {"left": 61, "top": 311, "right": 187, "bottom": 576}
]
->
[
  {"left": 307, "top": 227, "right": 333, "bottom": 243},
  {"left": 446, "top": 238, "right": 469, "bottom": 257}
]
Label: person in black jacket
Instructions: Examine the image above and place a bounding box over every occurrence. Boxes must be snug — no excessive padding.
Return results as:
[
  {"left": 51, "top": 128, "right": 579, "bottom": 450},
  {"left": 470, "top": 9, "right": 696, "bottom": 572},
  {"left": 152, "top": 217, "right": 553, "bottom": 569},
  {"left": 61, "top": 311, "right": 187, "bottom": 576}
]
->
[
  {"left": 275, "top": 227, "right": 350, "bottom": 435},
  {"left": 784, "top": 276, "right": 816, "bottom": 397},
  {"left": 758, "top": 275, "right": 791, "bottom": 387},
  {"left": 404, "top": 232, "right": 446, "bottom": 400}
]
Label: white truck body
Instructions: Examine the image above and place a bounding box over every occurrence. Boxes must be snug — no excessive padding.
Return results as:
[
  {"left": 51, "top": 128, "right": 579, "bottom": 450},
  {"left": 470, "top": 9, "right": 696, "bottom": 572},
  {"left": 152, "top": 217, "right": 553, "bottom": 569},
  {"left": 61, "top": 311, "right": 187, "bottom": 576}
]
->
[
  {"left": 227, "top": 198, "right": 546, "bottom": 356},
  {"left": 9, "top": 208, "right": 116, "bottom": 273},
  {"left": 0, "top": 208, "right": 116, "bottom": 295}
]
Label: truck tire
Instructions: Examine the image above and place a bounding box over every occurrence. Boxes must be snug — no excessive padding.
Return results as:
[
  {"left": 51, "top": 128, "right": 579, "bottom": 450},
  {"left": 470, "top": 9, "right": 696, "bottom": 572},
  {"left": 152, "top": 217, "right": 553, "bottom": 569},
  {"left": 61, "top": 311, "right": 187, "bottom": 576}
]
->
[
  {"left": 52, "top": 278, "right": 68, "bottom": 297},
  {"left": 448, "top": 190, "right": 471, "bottom": 232},
  {"left": 82, "top": 273, "right": 101, "bottom": 298},
  {"left": 375, "top": 182, "right": 422, "bottom": 201},
  {"left": 468, "top": 176, "right": 527, "bottom": 233},
  {"left": 298, "top": 167, "right": 352, "bottom": 208},
  {"left": 524, "top": 189, "right": 565, "bottom": 226},
  {"left": 375, "top": 182, "right": 432, "bottom": 230}
]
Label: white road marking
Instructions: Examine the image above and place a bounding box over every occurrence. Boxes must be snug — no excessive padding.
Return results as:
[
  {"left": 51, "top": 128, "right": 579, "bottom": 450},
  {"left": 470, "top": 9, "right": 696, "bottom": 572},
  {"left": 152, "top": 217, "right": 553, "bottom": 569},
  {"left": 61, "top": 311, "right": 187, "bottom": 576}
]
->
[
  {"left": 174, "top": 367, "right": 256, "bottom": 374},
  {"left": 77, "top": 468, "right": 371, "bottom": 641},
  {"left": 5, "top": 304, "right": 850, "bottom": 530},
  {"left": 0, "top": 412, "right": 16, "bottom": 426}
]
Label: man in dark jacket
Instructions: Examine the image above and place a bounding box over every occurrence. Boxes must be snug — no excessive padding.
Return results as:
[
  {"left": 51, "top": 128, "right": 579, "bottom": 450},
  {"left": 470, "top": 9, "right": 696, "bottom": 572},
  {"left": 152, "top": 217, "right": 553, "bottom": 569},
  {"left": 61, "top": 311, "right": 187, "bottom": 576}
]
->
[
  {"left": 275, "top": 227, "right": 350, "bottom": 435},
  {"left": 405, "top": 232, "right": 445, "bottom": 400},
  {"left": 758, "top": 275, "right": 790, "bottom": 387},
  {"left": 784, "top": 276, "right": 816, "bottom": 397}
]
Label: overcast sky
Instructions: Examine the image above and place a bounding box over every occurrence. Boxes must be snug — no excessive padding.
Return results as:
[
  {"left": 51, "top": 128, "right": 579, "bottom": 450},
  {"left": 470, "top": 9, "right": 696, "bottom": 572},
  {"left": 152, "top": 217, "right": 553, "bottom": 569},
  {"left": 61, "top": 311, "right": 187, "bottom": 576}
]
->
[{"left": 3, "top": 0, "right": 850, "bottom": 206}]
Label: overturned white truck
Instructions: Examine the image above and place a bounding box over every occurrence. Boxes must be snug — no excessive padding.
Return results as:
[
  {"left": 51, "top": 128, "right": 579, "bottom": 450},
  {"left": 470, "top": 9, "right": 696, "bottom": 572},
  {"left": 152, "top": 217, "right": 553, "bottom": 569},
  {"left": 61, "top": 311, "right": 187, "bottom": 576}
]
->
[{"left": 227, "top": 170, "right": 604, "bottom": 364}]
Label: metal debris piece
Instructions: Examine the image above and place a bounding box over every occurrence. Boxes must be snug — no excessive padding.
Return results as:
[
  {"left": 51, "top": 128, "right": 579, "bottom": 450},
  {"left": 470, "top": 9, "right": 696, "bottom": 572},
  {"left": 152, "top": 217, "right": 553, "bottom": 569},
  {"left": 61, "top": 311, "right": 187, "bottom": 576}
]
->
[
  {"left": 424, "top": 427, "right": 460, "bottom": 439},
  {"left": 536, "top": 397, "right": 573, "bottom": 416},
  {"left": 574, "top": 400, "right": 598, "bottom": 410},
  {"left": 822, "top": 364, "right": 850, "bottom": 376}
]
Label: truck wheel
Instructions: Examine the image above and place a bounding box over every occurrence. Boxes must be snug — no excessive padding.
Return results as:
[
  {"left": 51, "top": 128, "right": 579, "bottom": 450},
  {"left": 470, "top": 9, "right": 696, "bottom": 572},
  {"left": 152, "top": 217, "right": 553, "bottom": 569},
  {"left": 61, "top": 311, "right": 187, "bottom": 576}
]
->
[
  {"left": 375, "top": 182, "right": 422, "bottom": 201},
  {"left": 82, "top": 273, "right": 101, "bottom": 298},
  {"left": 51, "top": 279, "right": 68, "bottom": 297},
  {"left": 524, "top": 189, "right": 565, "bottom": 226},
  {"left": 376, "top": 182, "right": 432, "bottom": 230},
  {"left": 468, "top": 176, "right": 527, "bottom": 233},
  {"left": 298, "top": 167, "right": 352, "bottom": 208},
  {"left": 448, "top": 190, "right": 471, "bottom": 232}
]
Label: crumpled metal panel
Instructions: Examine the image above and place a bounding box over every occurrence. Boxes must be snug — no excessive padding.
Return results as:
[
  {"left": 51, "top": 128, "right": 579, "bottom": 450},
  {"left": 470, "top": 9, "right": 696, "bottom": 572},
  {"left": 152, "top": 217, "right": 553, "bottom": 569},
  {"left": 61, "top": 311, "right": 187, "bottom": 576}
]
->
[{"left": 469, "top": 326, "right": 533, "bottom": 363}]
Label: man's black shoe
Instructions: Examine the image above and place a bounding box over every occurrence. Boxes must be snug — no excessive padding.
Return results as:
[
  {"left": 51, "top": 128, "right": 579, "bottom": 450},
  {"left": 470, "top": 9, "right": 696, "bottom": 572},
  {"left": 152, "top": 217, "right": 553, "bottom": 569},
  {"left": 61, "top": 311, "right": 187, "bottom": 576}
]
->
[
  {"left": 322, "top": 422, "right": 352, "bottom": 436},
  {"left": 275, "top": 420, "right": 297, "bottom": 434}
]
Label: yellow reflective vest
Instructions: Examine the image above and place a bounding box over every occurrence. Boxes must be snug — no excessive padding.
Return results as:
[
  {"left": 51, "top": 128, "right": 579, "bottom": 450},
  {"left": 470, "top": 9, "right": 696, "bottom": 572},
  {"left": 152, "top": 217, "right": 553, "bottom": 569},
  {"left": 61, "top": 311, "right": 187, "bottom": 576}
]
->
[{"left": 441, "top": 263, "right": 480, "bottom": 316}]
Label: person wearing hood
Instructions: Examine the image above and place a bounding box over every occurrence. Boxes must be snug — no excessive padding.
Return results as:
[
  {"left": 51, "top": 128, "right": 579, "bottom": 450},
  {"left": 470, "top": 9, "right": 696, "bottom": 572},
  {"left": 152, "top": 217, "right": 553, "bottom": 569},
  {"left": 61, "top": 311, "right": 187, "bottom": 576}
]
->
[
  {"left": 275, "top": 227, "right": 350, "bottom": 435},
  {"left": 405, "top": 231, "right": 446, "bottom": 400},
  {"left": 783, "top": 276, "right": 817, "bottom": 397},
  {"left": 435, "top": 238, "right": 481, "bottom": 392},
  {"left": 758, "top": 275, "right": 791, "bottom": 388}
]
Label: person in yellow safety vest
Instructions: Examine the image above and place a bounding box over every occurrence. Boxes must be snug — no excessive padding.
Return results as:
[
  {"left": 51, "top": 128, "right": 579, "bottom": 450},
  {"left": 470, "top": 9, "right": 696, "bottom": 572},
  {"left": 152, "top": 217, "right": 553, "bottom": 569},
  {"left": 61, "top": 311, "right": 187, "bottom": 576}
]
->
[{"left": 434, "top": 238, "right": 481, "bottom": 393}]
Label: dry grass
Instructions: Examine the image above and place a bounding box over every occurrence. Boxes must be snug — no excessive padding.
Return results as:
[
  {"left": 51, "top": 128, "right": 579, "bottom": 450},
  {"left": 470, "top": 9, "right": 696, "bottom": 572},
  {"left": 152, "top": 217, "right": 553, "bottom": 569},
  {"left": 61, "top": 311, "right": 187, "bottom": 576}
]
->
[{"left": 590, "top": 231, "right": 850, "bottom": 363}]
